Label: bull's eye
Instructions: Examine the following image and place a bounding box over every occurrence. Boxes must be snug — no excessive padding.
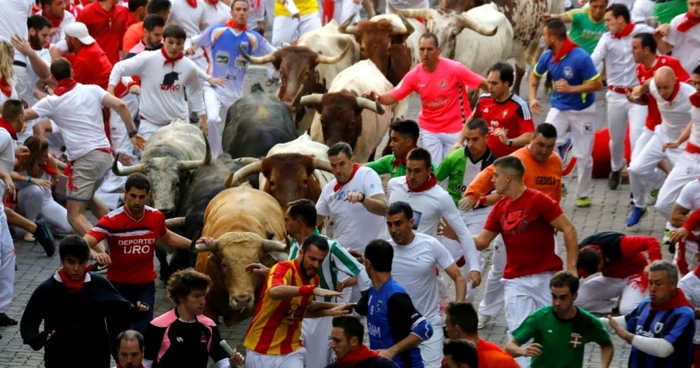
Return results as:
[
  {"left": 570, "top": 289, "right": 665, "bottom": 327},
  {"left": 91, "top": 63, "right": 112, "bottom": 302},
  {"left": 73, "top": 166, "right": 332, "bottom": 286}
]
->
[
  {"left": 269, "top": 180, "right": 275, "bottom": 189},
  {"left": 302, "top": 178, "right": 308, "bottom": 186}
]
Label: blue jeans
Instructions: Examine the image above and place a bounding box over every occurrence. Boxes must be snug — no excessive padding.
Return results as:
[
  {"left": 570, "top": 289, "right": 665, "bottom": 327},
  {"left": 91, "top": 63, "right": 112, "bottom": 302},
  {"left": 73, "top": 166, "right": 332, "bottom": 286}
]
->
[{"left": 111, "top": 281, "right": 156, "bottom": 334}]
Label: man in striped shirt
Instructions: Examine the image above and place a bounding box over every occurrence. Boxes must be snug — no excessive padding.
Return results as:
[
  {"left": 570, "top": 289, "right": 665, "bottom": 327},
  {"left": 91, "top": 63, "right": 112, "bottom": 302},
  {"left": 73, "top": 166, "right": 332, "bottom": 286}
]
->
[{"left": 247, "top": 199, "right": 369, "bottom": 368}]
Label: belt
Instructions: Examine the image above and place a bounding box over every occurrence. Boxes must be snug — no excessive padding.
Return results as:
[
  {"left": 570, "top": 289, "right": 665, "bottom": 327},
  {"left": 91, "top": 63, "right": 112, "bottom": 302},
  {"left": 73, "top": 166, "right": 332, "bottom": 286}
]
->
[
  {"left": 608, "top": 85, "right": 633, "bottom": 94},
  {"left": 12, "top": 60, "right": 27, "bottom": 68}
]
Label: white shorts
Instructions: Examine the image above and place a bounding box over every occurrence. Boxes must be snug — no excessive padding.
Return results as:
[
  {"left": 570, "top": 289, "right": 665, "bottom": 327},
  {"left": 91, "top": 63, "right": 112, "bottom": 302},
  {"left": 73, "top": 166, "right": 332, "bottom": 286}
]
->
[
  {"left": 301, "top": 317, "right": 335, "bottom": 368},
  {"left": 245, "top": 348, "right": 306, "bottom": 368},
  {"left": 419, "top": 315, "right": 444, "bottom": 368}
]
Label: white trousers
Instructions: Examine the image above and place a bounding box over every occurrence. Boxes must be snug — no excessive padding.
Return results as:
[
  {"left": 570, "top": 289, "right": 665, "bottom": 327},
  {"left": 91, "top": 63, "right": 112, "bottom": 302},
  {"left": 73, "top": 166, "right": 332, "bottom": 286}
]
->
[
  {"left": 333, "top": 0, "right": 361, "bottom": 23},
  {"left": 0, "top": 213, "right": 16, "bottom": 314},
  {"left": 628, "top": 125, "right": 683, "bottom": 208},
  {"left": 546, "top": 105, "right": 596, "bottom": 198},
  {"left": 478, "top": 235, "right": 506, "bottom": 318},
  {"left": 631, "top": 126, "right": 654, "bottom": 162},
  {"left": 202, "top": 85, "right": 226, "bottom": 158},
  {"left": 420, "top": 130, "right": 461, "bottom": 167},
  {"left": 271, "top": 12, "right": 322, "bottom": 46},
  {"left": 17, "top": 184, "right": 73, "bottom": 235},
  {"left": 246, "top": 348, "right": 306, "bottom": 368},
  {"left": 629, "top": 108, "right": 649, "bottom": 155},
  {"left": 301, "top": 317, "right": 335, "bottom": 368},
  {"left": 606, "top": 91, "right": 647, "bottom": 171},
  {"left": 575, "top": 274, "right": 647, "bottom": 315},
  {"left": 655, "top": 151, "right": 700, "bottom": 220},
  {"left": 419, "top": 314, "right": 444, "bottom": 368},
  {"left": 109, "top": 93, "right": 139, "bottom": 158},
  {"left": 504, "top": 271, "right": 555, "bottom": 368},
  {"left": 137, "top": 119, "right": 166, "bottom": 141}
]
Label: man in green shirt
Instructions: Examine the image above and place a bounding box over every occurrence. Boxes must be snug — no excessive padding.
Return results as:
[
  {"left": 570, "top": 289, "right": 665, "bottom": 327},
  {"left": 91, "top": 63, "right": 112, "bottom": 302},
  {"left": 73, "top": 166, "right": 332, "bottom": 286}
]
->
[
  {"left": 505, "top": 272, "right": 614, "bottom": 368},
  {"left": 654, "top": 0, "right": 688, "bottom": 25},
  {"left": 366, "top": 120, "right": 420, "bottom": 178},
  {"left": 542, "top": 0, "right": 609, "bottom": 54}
]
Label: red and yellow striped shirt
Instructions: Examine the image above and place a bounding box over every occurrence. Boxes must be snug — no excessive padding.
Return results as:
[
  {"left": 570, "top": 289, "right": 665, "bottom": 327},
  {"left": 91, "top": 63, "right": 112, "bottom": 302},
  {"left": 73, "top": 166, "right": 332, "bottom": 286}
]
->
[{"left": 244, "top": 259, "right": 319, "bottom": 355}]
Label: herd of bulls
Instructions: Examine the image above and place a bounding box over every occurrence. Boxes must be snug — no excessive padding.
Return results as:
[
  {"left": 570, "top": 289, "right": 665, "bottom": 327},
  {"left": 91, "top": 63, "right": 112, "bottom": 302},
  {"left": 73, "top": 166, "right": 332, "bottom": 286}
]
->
[{"left": 112, "top": 0, "right": 564, "bottom": 326}]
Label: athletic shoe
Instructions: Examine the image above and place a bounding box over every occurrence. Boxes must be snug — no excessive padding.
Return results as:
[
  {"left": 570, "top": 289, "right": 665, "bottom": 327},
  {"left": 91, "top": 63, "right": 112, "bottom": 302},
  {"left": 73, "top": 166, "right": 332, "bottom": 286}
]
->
[
  {"left": 23, "top": 232, "right": 35, "bottom": 242},
  {"left": 34, "top": 219, "right": 56, "bottom": 257},
  {"left": 477, "top": 315, "right": 493, "bottom": 330},
  {"left": 626, "top": 207, "right": 647, "bottom": 227},
  {"left": 558, "top": 138, "right": 577, "bottom": 176},
  {"left": 0, "top": 313, "right": 18, "bottom": 326},
  {"left": 90, "top": 262, "right": 109, "bottom": 275},
  {"left": 663, "top": 229, "right": 675, "bottom": 254},
  {"left": 576, "top": 197, "right": 591, "bottom": 208},
  {"left": 608, "top": 169, "right": 622, "bottom": 190}
]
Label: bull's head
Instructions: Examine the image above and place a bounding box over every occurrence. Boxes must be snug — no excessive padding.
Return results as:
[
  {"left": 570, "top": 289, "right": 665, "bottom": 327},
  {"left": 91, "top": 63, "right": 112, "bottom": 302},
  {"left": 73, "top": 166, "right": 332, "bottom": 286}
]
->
[
  {"left": 297, "top": 91, "right": 384, "bottom": 150},
  {"left": 391, "top": 4, "right": 497, "bottom": 60},
  {"left": 338, "top": 11, "right": 415, "bottom": 76},
  {"left": 238, "top": 44, "right": 351, "bottom": 109},
  {"left": 112, "top": 133, "right": 212, "bottom": 216},
  {"left": 224, "top": 154, "right": 333, "bottom": 210},
  {"left": 190, "top": 231, "right": 287, "bottom": 310}
]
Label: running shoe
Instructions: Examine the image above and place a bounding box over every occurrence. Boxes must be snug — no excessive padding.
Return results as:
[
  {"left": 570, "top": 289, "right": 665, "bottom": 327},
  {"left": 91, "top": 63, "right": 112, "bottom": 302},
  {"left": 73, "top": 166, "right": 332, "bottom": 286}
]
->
[
  {"left": 626, "top": 207, "right": 647, "bottom": 227},
  {"left": 576, "top": 197, "right": 591, "bottom": 208},
  {"left": 89, "top": 262, "right": 109, "bottom": 275},
  {"left": 0, "top": 313, "right": 18, "bottom": 327},
  {"left": 608, "top": 169, "right": 622, "bottom": 190},
  {"left": 34, "top": 219, "right": 56, "bottom": 257},
  {"left": 662, "top": 229, "right": 675, "bottom": 254},
  {"left": 478, "top": 315, "right": 493, "bottom": 330},
  {"left": 558, "top": 138, "right": 577, "bottom": 176}
]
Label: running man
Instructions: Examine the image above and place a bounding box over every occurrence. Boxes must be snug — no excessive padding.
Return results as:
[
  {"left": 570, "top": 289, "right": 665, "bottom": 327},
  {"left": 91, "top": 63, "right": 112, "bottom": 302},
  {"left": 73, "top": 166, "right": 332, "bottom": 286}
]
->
[
  {"left": 366, "top": 120, "right": 421, "bottom": 178},
  {"left": 541, "top": 0, "right": 608, "bottom": 55}
]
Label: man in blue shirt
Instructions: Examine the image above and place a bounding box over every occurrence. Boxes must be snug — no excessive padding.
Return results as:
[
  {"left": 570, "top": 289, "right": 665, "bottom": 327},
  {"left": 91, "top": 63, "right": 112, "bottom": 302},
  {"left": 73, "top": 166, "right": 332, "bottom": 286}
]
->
[
  {"left": 529, "top": 18, "right": 603, "bottom": 208},
  {"left": 354, "top": 239, "right": 433, "bottom": 368},
  {"left": 603, "top": 260, "right": 695, "bottom": 367}
]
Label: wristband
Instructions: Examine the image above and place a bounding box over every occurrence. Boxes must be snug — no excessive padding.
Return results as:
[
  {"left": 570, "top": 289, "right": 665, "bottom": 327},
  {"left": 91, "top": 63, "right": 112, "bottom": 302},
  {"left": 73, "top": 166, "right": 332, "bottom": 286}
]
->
[
  {"left": 478, "top": 196, "right": 487, "bottom": 206},
  {"left": 299, "top": 285, "right": 315, "bottom": 296},
  {"left": 128, "top": 130, "right": 138, "bottom": 138},
  {"left": 26, "top": 176, "right": 31, "bottom": 183}
]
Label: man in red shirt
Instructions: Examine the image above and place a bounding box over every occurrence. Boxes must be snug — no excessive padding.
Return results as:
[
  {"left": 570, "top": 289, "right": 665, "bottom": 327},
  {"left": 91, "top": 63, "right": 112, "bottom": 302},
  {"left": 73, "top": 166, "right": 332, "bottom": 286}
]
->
[
  {"left": 84, "top": 173, "right": 212, "bottom": 334},
  {"left": 471, "top": 155, "right": 578, "bottom": 366},
  {"left": 77, "top": 0, "right": 130, "bottom": 63},
  {"left": 50, "top": 22, "right": 112, "bottom": 89},
  {"left": 444, "top": 302, "right": 519, "bottom": 368},
  {"left": 452, "top": 62, "right": 535, "bottom": 158}
]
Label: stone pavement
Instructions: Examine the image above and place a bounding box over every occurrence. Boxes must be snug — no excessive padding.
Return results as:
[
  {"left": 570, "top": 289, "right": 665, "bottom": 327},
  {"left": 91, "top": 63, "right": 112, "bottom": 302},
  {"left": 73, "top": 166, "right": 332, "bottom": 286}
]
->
[{"left": 0, "top": 66, "right": 672, "bottom": 368}]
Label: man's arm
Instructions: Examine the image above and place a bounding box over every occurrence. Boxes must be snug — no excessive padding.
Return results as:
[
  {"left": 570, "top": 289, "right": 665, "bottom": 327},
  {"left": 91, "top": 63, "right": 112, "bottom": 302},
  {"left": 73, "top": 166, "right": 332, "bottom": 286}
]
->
[
  {"left": 20, "top": 285, "right": 50, "bottom": 351},
  {"left": 600, "top": 344, "right": 614, "bottom": 368},
  {"left": 101, "top": 94, "right": 137, "bottom": 134},
  {"left": 107, "top": 52, "right": 149, "bottom": 93},
  {"left": 441, "top": 195, "right": 480, "bottom": 285},
  {"left": 304, "top": 303, "right": 352, "bottom": 318},
  {"left": 460, "top": 164, "right": 496, "bottom": 210},
  {"left": 472, "top": 229, "right": 498, "bottom": 251},
  {"left": 670, "top": 203, "right": 691, "bottom": 228},
  {"left": 444, "top": 264, "right": 467, "bottom": 301},
  {"left": 383, "top": 292, "right": 433, "bottom": 360},
  {"left": 505, "top": 339, "right": 543, "bottom": 359},
  {"left": 185, "top": 66, "right": 208, "bottom": 135},
  {"left": 158, "top": 230, "right": 194, "bottom": 249},
  {"left": 11, "top": 35, "right": 51, "bottom": 80},
  {"left": 549, "top": 214, "right": 578, "bottom": 275}
]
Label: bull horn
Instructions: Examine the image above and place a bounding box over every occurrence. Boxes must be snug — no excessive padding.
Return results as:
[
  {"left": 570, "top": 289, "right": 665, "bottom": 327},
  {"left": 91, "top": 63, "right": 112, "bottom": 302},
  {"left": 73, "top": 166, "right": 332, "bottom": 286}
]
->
[
  {"left": 224, "top": 160, "right": 263, "bottom": 188},
  {"left": 312, "top": 158, "right": 333, "bottom": 172},
  {"left": 291, "top": 84, "right": 306, "bottom": 107},
  {"left": 299, "top": 93, "right": 324, "bottom": 107},
  {"left": 356, "top": 97, "right": 385, "bottom": 114},
  {"left": 389, "top": 2, "right": 432, "bottom": 21},
  {"left": 337, "top": 13, "right": 359, "bottom": 34},
  {"left": 178, "top": 132, "right": 212, "bottom": 170},
  {"left": 456, "top": 15, "right": 497, "bottom": 36},
  {"left": 261, "top": 239, "right": 287, "bottom": 253},
  {"left": 316, "top": 43, "right": 351, "bottom": 64},
  {"left": 193, "top": 239, "right": 218, "bottom": 253},
  {"left": 165, "top": 217, "right": 186, "bottom": 228},
  {"left": 111, "top": 153, "right": 145, "bottom": 176},
  {"left": 234, "top": 157, "right": 260, "bottom": 165},
  {"left": 238, "top": 43, "right": 276, "bottom": 64},
  {"left": 390, "top": 4, "right": 416, "bottom": 35}
]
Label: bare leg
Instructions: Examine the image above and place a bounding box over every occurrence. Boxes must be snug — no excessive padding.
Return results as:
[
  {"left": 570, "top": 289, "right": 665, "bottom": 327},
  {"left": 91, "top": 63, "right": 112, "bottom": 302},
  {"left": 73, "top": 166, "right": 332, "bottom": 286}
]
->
[
  {"left": 66, "top": 200, "right": 93, "bottom": 237},
  {"left": 87, "top": 196, "right": 109, "bottom": 219},
  {"left": 4, "top": 208, "right": 37, "bottom": 234}
]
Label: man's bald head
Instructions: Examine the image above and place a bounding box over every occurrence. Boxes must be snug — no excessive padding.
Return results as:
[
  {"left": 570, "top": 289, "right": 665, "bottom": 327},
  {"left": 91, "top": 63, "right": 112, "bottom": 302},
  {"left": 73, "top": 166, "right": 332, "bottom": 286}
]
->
[{"left": 654, "top": 66, "right": 678, "bottom": 100}]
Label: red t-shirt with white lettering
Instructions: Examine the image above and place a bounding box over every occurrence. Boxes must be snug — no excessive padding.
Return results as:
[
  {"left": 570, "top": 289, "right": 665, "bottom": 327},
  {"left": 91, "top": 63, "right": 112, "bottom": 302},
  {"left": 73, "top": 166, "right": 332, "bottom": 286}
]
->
[
  {"left": 636, "top": 55, "right": 690, "bottom": 130},
  {"left": 483, "top": 188, "right": 563, "bottom": 279},
  {"left": 472, "top": 94, "right": 535, "bottom": 158},
  {"left": 87, "top": 206, "right": 167, "bottom": 284}
]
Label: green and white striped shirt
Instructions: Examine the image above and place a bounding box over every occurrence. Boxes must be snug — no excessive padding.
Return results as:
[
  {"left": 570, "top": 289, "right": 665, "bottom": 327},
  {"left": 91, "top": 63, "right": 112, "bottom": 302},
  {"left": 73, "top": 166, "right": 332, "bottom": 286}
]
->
[{"left": 288, "top": 228, "right": 370, "bottom": 302}]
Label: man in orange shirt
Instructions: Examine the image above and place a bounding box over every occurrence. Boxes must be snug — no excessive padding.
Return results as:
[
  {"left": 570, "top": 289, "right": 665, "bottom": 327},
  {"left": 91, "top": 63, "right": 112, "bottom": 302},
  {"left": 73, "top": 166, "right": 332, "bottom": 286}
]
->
[
  {"left": 77, "top": 0, "right": 130, "bottom": 63},
  {"left": 244, "top": 235, "right": 352, "bottom": 368},
  {"left": 122, "top": 0, "right": 171, "bottom": 54},
  {"left": 459, "top": 122, "right": 563, "bottom": 330},
  {"left": 444, "top": 302, "right": 519, "bottom": 368},
  {"left": 126, "top": 0, "right": 148, "bottom": 27}
]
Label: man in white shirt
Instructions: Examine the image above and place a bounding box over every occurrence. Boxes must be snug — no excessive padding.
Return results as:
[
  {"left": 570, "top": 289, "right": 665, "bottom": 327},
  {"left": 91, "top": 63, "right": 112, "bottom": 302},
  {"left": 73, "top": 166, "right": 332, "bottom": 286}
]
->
[
  {"left": 386, "top": 201, "right": 466, "bottom": 368},
  {"left": 671, "top": 179, "right": 700, "bottom": 273},
  {"left": 170, "top": 0, "right": 209, "bottom": 69},
  {"left": 653, "top": 0, "right": 700, "bottom": 75},
  {"left": 590, "top": 4, "right": 651, "bottom": 190},
  {"left": 386, "top": 147, "right": 481, "bottom": 300},
  {"left": 0, "top": 0, "right": 35, "bottom": 100},
  {"left": 38, "top": 0, "right": 77, "bottom": 44},
  {"left": 627, "top": 66, "right": 696, "bottom": 226},
  {"left": 316, "top": 142, "right": 387, "bottom": 303},
  {"left": 24, "top": 58, "right": 146, "bottom": 237},
  {"left": 108, "top": 25, "right": 208, "bottom": 140}
]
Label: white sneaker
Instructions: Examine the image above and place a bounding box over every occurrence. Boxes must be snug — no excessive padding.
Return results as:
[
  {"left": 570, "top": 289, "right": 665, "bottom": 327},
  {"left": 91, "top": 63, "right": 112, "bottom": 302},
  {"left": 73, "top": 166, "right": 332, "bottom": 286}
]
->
[{"left": 477, "top": 315, "right": 492, "bottom": 329}]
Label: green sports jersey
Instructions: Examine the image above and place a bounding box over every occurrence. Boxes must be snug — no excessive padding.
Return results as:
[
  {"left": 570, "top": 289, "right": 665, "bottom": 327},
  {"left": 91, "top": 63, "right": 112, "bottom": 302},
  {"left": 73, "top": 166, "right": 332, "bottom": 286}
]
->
[
  {"left": 366, "top": 154, "right": 406, "bottom": 178},
  {"left": 435, "top": 147, "right": 496, "bottom": 206},
  {"left": 654, "top": 0, "right": 688, "bottom": 25},
  {"left": 568, "top": 9, "right": 608, "bottom": 55},
  {"left": 512, "top": 306, "right": 612, "bottom": 368}
]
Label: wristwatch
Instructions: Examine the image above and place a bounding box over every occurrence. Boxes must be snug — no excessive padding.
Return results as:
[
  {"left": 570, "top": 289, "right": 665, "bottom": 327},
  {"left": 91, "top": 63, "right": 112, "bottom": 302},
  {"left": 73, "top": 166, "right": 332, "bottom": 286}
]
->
[
  {"left": 507, "top": 139, "right": 513, "bottom": 146},
  {"left": 128, "top": 130, "right": 138, "bottom": 138},
  {"left": 359, "top": 193, "right": 366, "bottom": 203}
]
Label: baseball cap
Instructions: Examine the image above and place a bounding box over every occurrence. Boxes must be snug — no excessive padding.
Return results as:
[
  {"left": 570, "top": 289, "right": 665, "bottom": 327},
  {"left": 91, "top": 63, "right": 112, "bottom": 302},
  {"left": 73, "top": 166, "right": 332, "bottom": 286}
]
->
[{"left": 64, "top": 22, "right": 95, "bottom": 45}]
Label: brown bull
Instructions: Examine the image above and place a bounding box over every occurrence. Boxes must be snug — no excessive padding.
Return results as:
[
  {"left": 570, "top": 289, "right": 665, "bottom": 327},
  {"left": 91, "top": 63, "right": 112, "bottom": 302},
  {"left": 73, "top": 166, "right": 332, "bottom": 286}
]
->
[
  {"left": 224, "top": 153, "right": 333, "bottom": 211},
  {"left": 192, "top": 185, "right": 287, "bottom": 326}
]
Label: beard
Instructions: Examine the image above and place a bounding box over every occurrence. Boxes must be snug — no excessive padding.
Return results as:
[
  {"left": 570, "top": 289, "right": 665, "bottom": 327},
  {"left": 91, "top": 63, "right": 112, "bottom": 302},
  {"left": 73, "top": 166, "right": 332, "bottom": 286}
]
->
[{"left": 29, "top": 35, "right": 42, "bottom": 50}]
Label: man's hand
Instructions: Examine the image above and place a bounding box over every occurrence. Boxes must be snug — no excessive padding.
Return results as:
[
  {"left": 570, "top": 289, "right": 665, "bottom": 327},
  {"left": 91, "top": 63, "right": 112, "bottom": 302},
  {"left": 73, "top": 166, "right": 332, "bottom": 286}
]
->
[
  {"left": 521, "top": 343, "right": 543, "bottom": 357},
  {"left": 30, "top": 178, "right": 53, "bottom": 190},
  {"left": 93, "top": 252, "right": 112, "bottom": 266},
  {"left": 467, "top": 271, "right": 481, "bottom": 288},
  {"left": 129, "top": 85, "right": 141, "bottom": 95},
  {"left": 529, "top": 98, "right": 542, "bottom": 115},
  {"left": 363, "top": 90, "right": 380, "bottom": 101},
  {"left": 437, "top": 218, "right": 457, "bottom": 241},
  {"left": 198, "top": 115, "right": 209, "bottom": 136},
  {"left": 15, "top": 145, "right": 30, "bottom": 157},
  {"left": 553, "top": 79, "right": 572, "bottom": 93},
  {"left": 324, "top": 303, "right": 353, "bottom": 316},
  {"left": 10, "top": 35, "right": 33, "bottom": 56},
  {"left": 540, "top": 13, "right": 553, "bottom": 21},
  {"left": 208, "top": 76, "right": 226, "bottom": 87},
  {"left": 631, "top": 85, "right": 646, "bottom": 98},
  {"left": 494, "top": 128, "right": 509, "bottom": 145},
  {"left": 607, "top": 315, "right": 629, "bottom": 340},
  {"left": 344, "top": 192, "right": 365, "bottom": 204},
  {"left": 566, "top": 268, "right": 578, "bottom": 278},
  {"left": 450, "top": 142, "right": 463, "bottom": 152},
  {"left": 196, "top": 236, "right": 214, "bottom": 246},
  {"left": 653, "top": 24, "right": 670, "bottom": 38},
  {"left": 134, "top": 301, "right": 150, "bottom": 312},
  {"left": 229, "top": 348, "right": 245, "bottom": 365},
  {"left": 662, "top": 141, "right": 680, "bottom": 151},
  {"left": 313, "top": 288, "right": 344, "bottom": 298},
  {"left": 118, "top": 154, "right": 134, "bottom": 166},
  {"left": 347, "top": 249, "right": 364, "bottom": 263},
  {"left": 185, "top": 45, "right": 197, "bottom": 56},
  {"left": 458, "top": 197, "right": 476, "bottom": 211},
  {"left": 3, "top": 177, "right": 16, "bottom": 200},
  {"left": 130, "top": 134, "right": 147, "bottom": 150},
  {"left": 670, "top": 228, "right": 690, "bottom": 244},
  {"left": 245, "top": 263, "right": 271, "bottom": 276},
  {"left": 376, "top": 348, "right": 397, "bottom": 360}
]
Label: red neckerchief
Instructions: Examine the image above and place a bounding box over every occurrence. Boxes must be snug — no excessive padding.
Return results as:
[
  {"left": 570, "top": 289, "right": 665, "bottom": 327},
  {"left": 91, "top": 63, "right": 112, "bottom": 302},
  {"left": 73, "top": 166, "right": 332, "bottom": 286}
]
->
[
  {"left": 335, "top": 345, "right": 380, "bottom": 368},
  {"left": 677, "top": 11, "right": 700, "bottom": 32},
  {"left": 186, "top": 0, "right": 198, "bottom": 8},
  {"left": 42, "top": 12, "right": 63, "bottom": 29},
  {"left": 552, "top": 38, "right": 579, "bottom": 64},
  {"left": 577, "top": 245, "right": 602, "bottom": 278},
  {"left": 161, "top": 47, "right": 183, "bottom": 68},
  {"left": 664, "top": 80, "right": 681, "bottom": 103},
  {"left": 408, "top": 174, "right": 438, "bottom": 192},
  {"left": 694, "top": 265, "right": 700, "bottom": 279},
  {"left": 612, "top": 23, "right": 634, "bottom": 39},
  {"left": 333, "top": 163, "right": 361, "bottom": 192},
  {"left": 0, "top": 118, "right": 18, "bottom": 141},
  {"left": 54, "top": 78, "right": 77, "bottom": 96},
  {"left": 57, "top": 268, "right": 86, "bottom": 294},
  {"left": 206, "top": 0, "right": 218, "bottom": 8},
  {"left": 0, "top": 77, "right": 12, "bottom": 98},
  {"left": 690, "top": 92, "right": 700, "bottom": 107},
  {"left": 650, "top": 289, "right": 693, "bottom": 311},
  {"left": 322, "top": 0, "right": 335, "bottom": 25},
  {"left": 391, "top": 156, "right": 406, "bottom": 169},
  {"left": 225, "top": 19, "right": 247, "bottom": 31}
]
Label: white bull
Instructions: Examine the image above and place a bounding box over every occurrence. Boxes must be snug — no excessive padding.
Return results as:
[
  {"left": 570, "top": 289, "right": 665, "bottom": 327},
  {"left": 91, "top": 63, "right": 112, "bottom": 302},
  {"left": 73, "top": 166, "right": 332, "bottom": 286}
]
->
[{"left": 261, "top": 133, "right": 334, "bottom": 191}]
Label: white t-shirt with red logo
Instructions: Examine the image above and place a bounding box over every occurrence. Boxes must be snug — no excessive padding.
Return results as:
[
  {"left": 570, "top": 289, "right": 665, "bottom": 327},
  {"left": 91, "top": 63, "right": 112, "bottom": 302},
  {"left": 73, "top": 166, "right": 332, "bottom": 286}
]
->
[{"left": 88, "top": 206, "right": 167, "bottom": 284}]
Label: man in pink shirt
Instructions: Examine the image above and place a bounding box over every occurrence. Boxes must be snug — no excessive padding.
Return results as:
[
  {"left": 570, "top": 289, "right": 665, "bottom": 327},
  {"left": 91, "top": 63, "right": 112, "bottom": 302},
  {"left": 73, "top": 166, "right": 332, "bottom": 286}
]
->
[{"left": 366, "top": 33, "right": 488, "bottom": 166}]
